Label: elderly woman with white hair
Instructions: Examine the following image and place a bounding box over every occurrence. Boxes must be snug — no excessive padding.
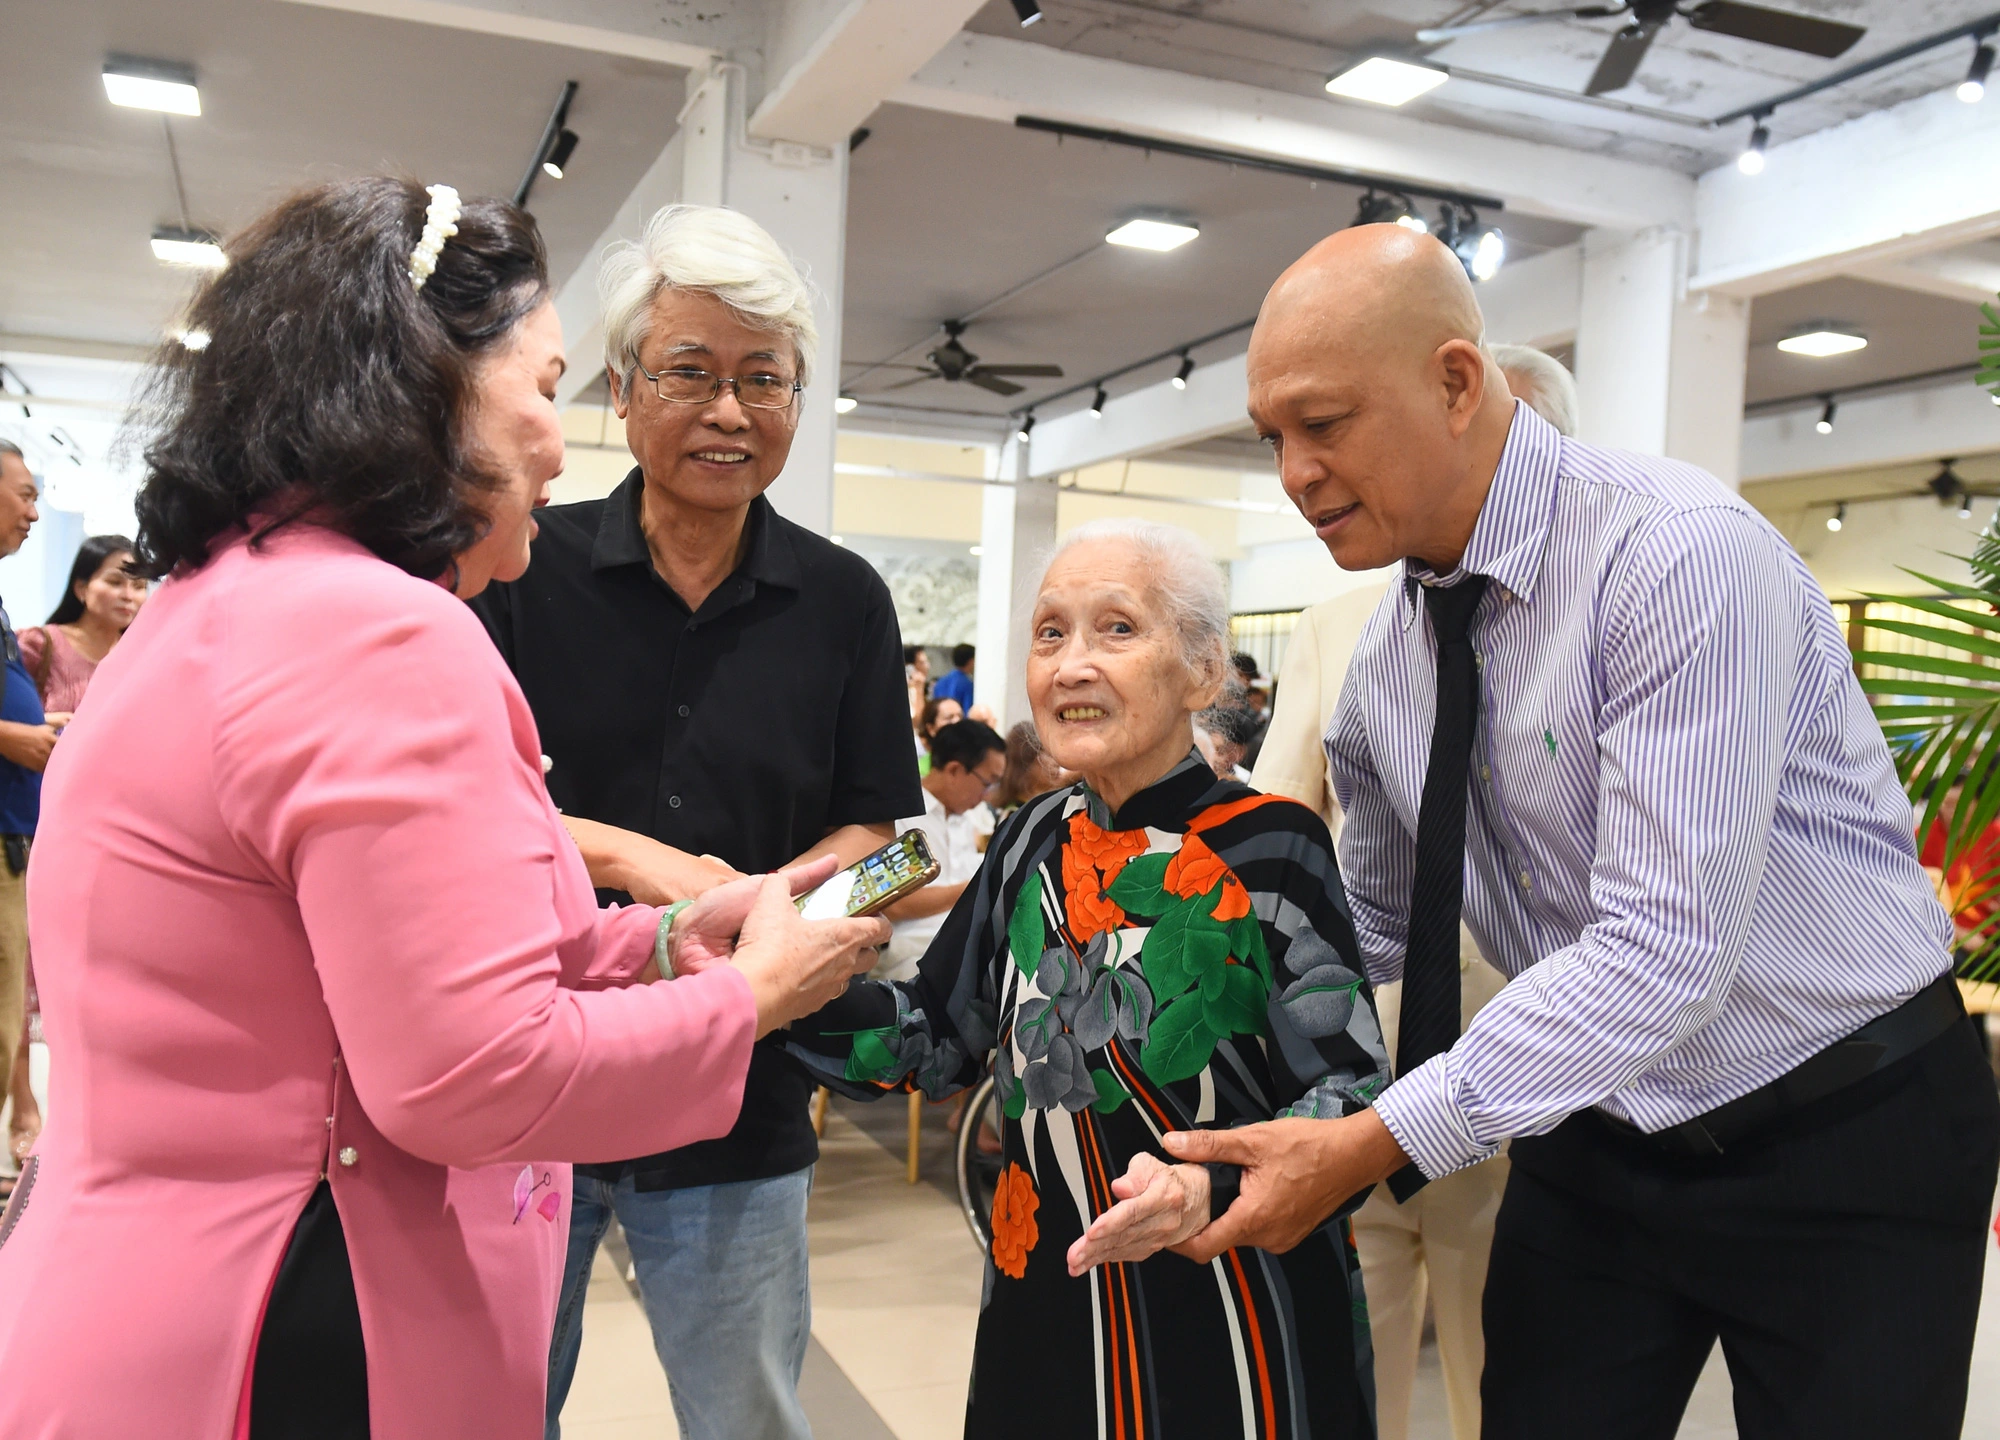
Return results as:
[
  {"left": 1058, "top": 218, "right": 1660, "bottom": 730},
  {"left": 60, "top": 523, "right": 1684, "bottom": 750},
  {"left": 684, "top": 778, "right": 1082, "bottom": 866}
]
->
[
  {"left": 765, "top": 519, "right": 1389, "bottom": 1438},
  {"left": 468, "top": 203, "right": 923, "bottom": 1440}
]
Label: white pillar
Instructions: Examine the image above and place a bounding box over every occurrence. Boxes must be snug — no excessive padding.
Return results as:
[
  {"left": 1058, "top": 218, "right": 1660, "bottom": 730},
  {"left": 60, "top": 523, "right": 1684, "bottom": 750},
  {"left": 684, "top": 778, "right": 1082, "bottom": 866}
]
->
[
  {"left": 1574, "top": 226, "right": 1749, "bottom": 488},
  {"left": 973, "top": 439, "right": 1058, "bottom": 730},
  {"left": 676, "top": 66, "right": 849, "bottom": 534}
]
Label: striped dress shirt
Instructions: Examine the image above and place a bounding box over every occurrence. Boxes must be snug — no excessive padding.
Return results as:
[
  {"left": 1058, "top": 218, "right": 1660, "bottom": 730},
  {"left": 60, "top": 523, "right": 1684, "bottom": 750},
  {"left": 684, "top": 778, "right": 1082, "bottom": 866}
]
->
[{"left": 1333, "top": 403, "right": 1953, "bottom": 1180}]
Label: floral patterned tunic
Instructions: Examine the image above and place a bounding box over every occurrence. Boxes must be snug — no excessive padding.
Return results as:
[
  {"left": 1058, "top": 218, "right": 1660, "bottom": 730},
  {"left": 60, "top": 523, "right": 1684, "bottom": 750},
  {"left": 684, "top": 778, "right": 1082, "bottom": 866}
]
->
[{"left": 786, "top": 753, "right": 1390, "bottom": 1439}]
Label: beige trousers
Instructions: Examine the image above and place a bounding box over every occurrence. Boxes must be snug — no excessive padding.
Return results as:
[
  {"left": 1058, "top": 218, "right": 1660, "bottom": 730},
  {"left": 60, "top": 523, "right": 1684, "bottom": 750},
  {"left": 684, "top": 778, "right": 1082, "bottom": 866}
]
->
[
  {"left": 0, "top": 860, "right": 25, "bottom": 1129},
  {"left": 1362, "top": 949, "right": 1510, "bottom": 1440},
  {"left": 1354, "top": 1152, "right": 1509, "bottom": 1440}
]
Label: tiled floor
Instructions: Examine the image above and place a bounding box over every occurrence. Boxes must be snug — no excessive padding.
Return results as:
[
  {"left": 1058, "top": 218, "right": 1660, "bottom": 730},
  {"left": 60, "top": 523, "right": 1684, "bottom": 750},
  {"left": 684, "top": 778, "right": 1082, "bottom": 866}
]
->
[{"left": 559, "top": 1086, "right": 2000, "bottom": 1440}]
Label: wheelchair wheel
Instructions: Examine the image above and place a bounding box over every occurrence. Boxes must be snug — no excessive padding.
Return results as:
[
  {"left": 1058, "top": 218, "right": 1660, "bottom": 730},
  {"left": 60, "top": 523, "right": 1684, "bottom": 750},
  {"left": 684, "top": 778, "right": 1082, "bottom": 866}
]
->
[{"left": 954, "top": 1074, "right": 1005, "bottom": 1251}]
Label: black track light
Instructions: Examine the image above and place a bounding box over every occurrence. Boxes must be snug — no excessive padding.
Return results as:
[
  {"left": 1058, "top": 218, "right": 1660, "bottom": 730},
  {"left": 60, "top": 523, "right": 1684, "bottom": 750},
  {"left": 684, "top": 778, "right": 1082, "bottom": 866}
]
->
[
  {"left": 1962, "top": 40, "right": 1994, "bottom": 103},
  {"left": 1352, "top": 191, "right": 1426, "bottom": 232},
  {"left": 1930, "top": 460, "right": 1966, "bottom": 507},
  {"left": 1961, "top": 492, "right": 1976, "bottom": 520},
  {"left": 1009, "top": 0, "right": 1043, "bottom": 26},
  {"left": 542, "top": 128, "right": 579, "bottom": 180},
  {"left": 1089, "top": 387, "right": 1107, "bottom": 417},
  {"left": 1826, "top": 503, "right": 1845, "bottom": 533},
  {"left": 1738, "top": 119, "right": 1770, "bottom": 176},
  {"left": 1815, "top": 397, "right": 1836, "bottom": 435},
  {"left": 1017, "top": 412, "right": 1035, "bottom": 442},
  {"left": 1171, "top": 354, "right": 1194, "bottom": 390}
]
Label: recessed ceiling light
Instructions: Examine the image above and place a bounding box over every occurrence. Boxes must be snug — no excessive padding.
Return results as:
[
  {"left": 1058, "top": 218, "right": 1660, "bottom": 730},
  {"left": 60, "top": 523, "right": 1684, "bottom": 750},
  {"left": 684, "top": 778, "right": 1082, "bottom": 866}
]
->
[
  {"left": 150, "top": 227, "right": 226, "bottom": 269},
  {"left": 969, "top": 545, "right": 984, "bottom": 556},
  {"left": 103, "top": 58, "right": 201, "bottom": 116},
  {"left": 834, "top": 394, "right": 859, "bottom": 414},
  {"left": 174, "top": 327, "right": 211, "bottom": 350},
  {"left": 1325, "top": 57, "right": 1449, "bottom": 107},
  {"left": 1777, "top": 329, "right": 1866, "bottom": 358},
  {"left": 1105, "top": 219, "right": 1200, "bottom": 252}
]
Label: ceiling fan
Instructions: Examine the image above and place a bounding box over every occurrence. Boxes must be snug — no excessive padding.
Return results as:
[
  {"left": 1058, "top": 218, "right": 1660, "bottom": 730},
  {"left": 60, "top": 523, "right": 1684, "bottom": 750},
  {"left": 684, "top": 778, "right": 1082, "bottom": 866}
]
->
[
  {"left": 876, "top": 320, "right": 1064, "bottom": 397},
  {"left": 1416, "top": 1, "right": 1866, "bottom": 97}
]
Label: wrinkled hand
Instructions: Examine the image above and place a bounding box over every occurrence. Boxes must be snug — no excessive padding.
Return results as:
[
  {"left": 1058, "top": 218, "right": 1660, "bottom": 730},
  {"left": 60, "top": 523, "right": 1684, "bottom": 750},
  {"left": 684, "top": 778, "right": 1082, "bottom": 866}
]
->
[
  {"left": 728, "top": 872, "right": 891, "bottom": 1037},
  {"left": 668, "top": 857, "right": 839, "bottom": 977},
  {"left": 1161, "top": 1111, "right": 1407, "bottom": 1264},
  {"left": 620, "top": 840, "right": 744, "bottom": 907},
  {"left": 1066, "top": 1152, "right": 1211, "bottom": 1275}
]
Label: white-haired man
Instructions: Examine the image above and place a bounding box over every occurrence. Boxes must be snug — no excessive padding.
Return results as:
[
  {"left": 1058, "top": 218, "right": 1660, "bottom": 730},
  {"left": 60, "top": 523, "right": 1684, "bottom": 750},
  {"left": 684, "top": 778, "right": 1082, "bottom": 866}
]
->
[
  {"left": 470, "top": 206, "right": 922, "bottom": 1440},
  {"left": 1247, "top": 345, "right": 1574, "bottom": 1440}
]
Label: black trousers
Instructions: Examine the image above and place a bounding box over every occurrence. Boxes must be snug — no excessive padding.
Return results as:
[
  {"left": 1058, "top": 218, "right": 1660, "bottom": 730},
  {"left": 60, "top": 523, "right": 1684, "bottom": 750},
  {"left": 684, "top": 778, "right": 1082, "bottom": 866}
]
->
[{"left": 1483, "top": 1018, "right": 2000, "bottom": 1440}]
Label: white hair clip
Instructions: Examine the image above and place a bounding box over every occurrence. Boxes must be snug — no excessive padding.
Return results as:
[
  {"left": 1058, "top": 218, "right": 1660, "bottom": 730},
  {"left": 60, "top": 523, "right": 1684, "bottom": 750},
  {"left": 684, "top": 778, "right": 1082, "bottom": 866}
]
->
[{"left": 408, "top": 184, "right": 461, "bottom": 291}]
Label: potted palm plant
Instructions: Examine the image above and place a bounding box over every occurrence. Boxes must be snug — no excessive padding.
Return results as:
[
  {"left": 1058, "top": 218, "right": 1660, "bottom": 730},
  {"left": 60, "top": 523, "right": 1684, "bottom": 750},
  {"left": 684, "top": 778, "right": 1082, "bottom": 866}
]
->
[{"left": 1855, "top": 296, "right": 2000, "bottom": 982}]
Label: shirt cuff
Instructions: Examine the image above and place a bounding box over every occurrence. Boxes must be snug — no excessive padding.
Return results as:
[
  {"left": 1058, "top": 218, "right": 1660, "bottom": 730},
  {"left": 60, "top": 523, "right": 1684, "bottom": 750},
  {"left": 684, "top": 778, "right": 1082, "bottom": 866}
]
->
[{"left": 1371, "top": 1054, "right": 1502, "bottom": 1181}]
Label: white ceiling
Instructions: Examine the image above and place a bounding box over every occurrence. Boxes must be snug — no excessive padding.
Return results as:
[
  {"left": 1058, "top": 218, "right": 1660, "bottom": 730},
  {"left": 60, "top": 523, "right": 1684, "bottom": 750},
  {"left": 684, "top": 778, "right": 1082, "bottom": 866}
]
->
[
  {"left": 7, "top": 0, "right": 1996, "bottom": 456},
  {"left": 0, "top": 0, "right": 686, "bottom": 349},
  {"left": 967, "top": 1, "right": 2000, "bottom": 172}
]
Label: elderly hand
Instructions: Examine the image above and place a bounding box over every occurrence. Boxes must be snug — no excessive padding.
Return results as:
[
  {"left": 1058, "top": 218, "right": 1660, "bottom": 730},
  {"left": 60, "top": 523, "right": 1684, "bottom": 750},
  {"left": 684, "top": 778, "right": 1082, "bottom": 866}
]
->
[
  {"left": 1066, "top": 1152, "right": 1211, "bottom": 1275},
  {"left": 1160, "top": 1111, "right": 1408, "bottom": 1263},
  {"left": 668, "top": 857, "right": 839, "bottom": 977},
  {"left": 725, "top": 872, "right": 891, "bottom": 1038}
]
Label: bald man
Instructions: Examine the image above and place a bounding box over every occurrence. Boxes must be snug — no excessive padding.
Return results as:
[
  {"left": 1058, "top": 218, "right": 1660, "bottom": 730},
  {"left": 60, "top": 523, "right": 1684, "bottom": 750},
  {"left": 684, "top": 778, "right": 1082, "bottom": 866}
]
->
[{"left": 1077, "top": 227, "right": 1999, "bottom": 1439}]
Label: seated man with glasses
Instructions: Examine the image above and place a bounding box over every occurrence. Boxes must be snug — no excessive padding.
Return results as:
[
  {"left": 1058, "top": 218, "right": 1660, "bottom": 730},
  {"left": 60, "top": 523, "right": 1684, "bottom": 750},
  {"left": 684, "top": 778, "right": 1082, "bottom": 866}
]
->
[
  {"left": 876, "top": 718, "right": 1006, "bottom": 982},
  {"left": 469, "top": 203, "right": 922, "bottom": 1440}
]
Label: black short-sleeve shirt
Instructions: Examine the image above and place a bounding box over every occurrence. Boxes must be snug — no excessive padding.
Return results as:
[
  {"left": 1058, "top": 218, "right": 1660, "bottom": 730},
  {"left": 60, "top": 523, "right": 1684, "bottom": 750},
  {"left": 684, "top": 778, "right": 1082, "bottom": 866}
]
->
[{"left": 469, "top": 471, "right": 923, "bottom": 1189}]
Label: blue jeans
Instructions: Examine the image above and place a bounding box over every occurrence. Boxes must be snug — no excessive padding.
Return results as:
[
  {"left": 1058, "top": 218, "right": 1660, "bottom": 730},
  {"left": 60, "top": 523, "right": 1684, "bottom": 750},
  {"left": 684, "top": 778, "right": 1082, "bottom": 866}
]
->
[{"left": 546, "top": 1167, "right": 814, "bottom": 1440}]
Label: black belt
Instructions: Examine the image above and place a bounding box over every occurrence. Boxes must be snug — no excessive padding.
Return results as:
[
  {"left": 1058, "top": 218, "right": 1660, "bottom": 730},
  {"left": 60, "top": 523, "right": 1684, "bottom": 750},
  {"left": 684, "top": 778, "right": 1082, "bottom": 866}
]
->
[{"left": 1600, "top": 972, "right": 1967, "bottom": 1159}]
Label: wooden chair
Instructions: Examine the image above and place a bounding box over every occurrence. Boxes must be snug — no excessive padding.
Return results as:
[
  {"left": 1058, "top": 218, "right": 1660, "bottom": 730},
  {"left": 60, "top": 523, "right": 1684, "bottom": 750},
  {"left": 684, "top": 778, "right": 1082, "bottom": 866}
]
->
[{"left": 811, "top": 1085, "right": 925, "bottom": 1184}]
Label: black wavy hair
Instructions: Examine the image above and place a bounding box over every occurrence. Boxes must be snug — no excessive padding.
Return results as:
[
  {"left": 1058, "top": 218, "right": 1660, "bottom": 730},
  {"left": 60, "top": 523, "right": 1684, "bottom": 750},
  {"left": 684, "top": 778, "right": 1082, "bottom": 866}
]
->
[
  {"left": 47, "top": 534, "right": 137, "bottom": 626},
  {"left": 927, "top": 719, "right": 1006, "bottom": 774},
  {"left": 133, "top": 177, "right": 549, "bottom": 581}
]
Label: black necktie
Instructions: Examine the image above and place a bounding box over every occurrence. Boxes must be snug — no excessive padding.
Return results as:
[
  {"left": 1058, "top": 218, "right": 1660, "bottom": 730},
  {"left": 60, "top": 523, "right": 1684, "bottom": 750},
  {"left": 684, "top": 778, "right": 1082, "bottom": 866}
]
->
[{"left": 1387, "top": 576, "right": 1487, "bottom": 1203}]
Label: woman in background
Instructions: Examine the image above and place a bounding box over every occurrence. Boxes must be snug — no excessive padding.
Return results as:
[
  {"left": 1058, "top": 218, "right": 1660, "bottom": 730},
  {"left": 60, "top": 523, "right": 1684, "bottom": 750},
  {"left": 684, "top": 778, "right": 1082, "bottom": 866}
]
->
[
  {"left": 915, "top": 694, "right": 963, "bottom": 775},
  {"left": 6, "top": 535, "right": 148, "bottom": 1163}
]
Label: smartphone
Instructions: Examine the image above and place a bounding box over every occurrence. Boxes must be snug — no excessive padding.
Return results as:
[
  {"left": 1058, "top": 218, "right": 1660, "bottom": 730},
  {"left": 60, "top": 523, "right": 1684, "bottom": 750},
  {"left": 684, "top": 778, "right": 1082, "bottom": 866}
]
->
[{"left": 795, "top": 829, "right": 941, "bottom": 921}]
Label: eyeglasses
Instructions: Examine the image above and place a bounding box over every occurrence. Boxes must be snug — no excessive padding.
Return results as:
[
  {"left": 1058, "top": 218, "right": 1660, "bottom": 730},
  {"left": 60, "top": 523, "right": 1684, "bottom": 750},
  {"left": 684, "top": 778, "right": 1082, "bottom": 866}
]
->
[{"left": 633, "top": 363, "right": 802, "bottom": 410}]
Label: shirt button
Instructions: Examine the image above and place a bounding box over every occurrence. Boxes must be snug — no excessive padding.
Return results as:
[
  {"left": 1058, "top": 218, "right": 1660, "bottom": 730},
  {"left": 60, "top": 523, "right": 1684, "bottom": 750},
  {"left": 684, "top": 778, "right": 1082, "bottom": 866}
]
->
[
  {"left": 1519, "top": 871, "right": 1532, "bottom": 891},
  {"left": 668, "top": 795, "right": 683, "bottom": 810},
  {"left": 677, "top": 705, "right": 690, "bottom": 718},
  {"left": 1481, "top": 765, "right": 1492, "bottom": 783},
  {"left": 324, "top": 1115, "right": 334, "bottom": 1130},
  {"left": 337, "top": 1147, "right": 358, "bottom": 1167}
]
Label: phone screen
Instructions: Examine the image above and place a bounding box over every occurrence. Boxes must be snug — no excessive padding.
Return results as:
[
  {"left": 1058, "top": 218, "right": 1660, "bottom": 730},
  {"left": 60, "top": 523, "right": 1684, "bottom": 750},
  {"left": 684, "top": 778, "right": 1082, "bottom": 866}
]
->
[{"left": 797, "top": 830, "right": 938, "bottom": 920}]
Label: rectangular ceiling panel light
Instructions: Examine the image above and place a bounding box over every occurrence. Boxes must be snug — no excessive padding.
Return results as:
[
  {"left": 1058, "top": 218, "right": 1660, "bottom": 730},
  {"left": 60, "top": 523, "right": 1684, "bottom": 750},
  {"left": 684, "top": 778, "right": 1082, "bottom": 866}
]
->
[
  {"left": 1776, "top": 329, "right": 1867, "bottom": 358},
  {"left": 1325, "top": 57, "right": 1448, "bottom": 107},
  {"left": 151, "top": 230, "right": 227, "bottom": 269},
  {"left": 104, "top": 61, "right": 201, "bottom": 116},
  {"left": 1105, "top": 218, "right": 1200, "bottom": 252}
]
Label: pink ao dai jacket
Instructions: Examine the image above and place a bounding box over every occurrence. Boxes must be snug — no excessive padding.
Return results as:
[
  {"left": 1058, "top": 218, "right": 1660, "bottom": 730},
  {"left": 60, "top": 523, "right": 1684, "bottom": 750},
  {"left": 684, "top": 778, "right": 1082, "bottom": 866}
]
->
[{"left": 0, "top": 523, "right": 758, "bottom": 1437}]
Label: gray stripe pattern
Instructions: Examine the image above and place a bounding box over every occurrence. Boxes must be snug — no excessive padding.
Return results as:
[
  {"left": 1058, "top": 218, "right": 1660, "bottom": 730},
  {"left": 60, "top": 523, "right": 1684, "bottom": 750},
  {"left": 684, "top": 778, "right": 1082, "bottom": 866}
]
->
[{"left": 1330, "top": 405, "right": 1954, "bottom": 1178}]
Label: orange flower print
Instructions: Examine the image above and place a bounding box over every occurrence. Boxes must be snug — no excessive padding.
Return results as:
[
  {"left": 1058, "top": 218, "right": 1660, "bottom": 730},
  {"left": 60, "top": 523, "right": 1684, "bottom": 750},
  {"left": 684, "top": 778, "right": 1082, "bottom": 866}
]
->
[
  {"left": 1063, "top": 813, "right": 1149, "bottom": 941},
  {"left": 990, "top": 1163, "right": 1040, "bottom": 1279},
  {"left": 1165, "top": 833, "right": 1252, "bottom": 922}
]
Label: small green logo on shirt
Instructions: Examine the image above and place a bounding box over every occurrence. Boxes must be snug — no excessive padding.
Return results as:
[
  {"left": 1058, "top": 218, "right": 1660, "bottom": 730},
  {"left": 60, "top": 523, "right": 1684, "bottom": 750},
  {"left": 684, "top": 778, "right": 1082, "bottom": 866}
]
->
[{"left": 1544, "top": 728, "right": 1558, "bottom": 756}]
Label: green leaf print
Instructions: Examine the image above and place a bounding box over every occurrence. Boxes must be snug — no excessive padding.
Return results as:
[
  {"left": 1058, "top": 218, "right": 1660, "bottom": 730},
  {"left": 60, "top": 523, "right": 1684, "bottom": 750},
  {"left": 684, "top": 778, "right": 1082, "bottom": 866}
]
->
[
  {"left": 1211, "top": 963, "right": 1269, "bottom": 1039},
  {"left": 1141, "top": 995, "right": 1219, "bottom": 1084},
  {"left": 1089, "top": 1068, "right": 1130, "bottom": 1113},
  {"left": 1140, "top": 903, "right": 1193, "bottom": 998},
  {"left": 1105, "top": 851, "right": 1170, "bottom": 914},
  {"left": 1009, "top": 872, "right": 1046, "bottom": 978},
  {"left": 1227, "top": 910, "right": 1274, "bottom": 988},
  {"left": 843, "top": 1026, "right": 902, "bottom": 1084},
  {"left": 1003, "top": 1086, "right": 1027, "bottom": 1120}
]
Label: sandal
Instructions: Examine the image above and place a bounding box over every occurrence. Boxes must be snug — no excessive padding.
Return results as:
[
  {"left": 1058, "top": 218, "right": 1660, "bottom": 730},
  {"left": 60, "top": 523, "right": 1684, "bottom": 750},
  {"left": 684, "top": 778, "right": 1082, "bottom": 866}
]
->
[{"left": 9, "top": 1120, "right": 38, "bottom": 1164}]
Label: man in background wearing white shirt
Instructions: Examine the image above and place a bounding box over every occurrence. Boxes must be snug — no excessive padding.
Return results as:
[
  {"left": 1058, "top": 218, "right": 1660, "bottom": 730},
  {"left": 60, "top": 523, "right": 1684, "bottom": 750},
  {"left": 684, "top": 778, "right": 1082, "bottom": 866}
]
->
[{"left": 879, "top": 719, "right": 1005, "bottom": 981}]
